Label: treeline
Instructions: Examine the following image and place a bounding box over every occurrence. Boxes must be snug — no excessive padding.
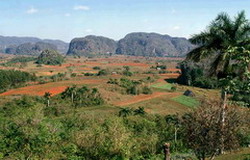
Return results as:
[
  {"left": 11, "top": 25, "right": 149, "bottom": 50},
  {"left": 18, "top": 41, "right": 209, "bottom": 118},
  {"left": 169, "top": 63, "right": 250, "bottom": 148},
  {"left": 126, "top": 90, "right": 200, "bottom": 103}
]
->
[
  {"left": 0, "top": 95, "right": 249, "bottom": 160},
  {"left": 0, "top": 70, "right": 36, "bottom": 92},
  {"left": 177, "top": 62, "right": 219, "bottom": 89},
  {"left": 1, "top": 56, "right": 36, "bottom": 66}
]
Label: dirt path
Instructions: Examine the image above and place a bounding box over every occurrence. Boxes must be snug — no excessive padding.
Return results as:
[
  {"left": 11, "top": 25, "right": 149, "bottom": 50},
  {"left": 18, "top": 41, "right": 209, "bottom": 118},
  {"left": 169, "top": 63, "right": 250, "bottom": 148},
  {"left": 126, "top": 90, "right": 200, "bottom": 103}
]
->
[{"left": 113, "top": 92, "right": 181, "bottom": 106}]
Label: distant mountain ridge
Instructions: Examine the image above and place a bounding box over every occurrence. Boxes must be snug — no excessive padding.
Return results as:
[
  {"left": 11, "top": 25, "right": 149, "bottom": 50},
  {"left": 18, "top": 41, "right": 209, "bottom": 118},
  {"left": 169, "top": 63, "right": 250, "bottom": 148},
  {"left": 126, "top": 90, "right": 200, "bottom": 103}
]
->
[
  {"left": 0, "top": 35, "right": 68, "bottom": 53},
  {"left": 5, "top": 42, "right": 57, "bottom": 56},
  {"left": 67, "top": 32, "right": 195, "bottom": 57},
  {"left": 67, "top": 35, "right": 117, "bottom": 56},
  {"left": 0, "top": 32, "right": 195, "bottom": 57}
]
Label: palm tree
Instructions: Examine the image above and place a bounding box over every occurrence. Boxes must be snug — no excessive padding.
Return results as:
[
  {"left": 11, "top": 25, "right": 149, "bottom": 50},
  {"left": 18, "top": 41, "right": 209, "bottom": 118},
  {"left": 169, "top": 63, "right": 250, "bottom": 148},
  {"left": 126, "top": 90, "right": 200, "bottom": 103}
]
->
[
  {"left": 77, "top": 86, "right": 89, "bottom": 106},
  {"left": 187, "top": 11, "right": 250, "bottom": 76},
  {"left": 187, "top": 11, "right": 250, "bottom": 154},
  {"left": 165, "top": 115, "right": 180, "bottom": 145},
  {"left": 61, "top": 85, "right": 78, "bottom": 104},
  {"left": 44, "top": 92, "right": 52, "bottom": 107}
]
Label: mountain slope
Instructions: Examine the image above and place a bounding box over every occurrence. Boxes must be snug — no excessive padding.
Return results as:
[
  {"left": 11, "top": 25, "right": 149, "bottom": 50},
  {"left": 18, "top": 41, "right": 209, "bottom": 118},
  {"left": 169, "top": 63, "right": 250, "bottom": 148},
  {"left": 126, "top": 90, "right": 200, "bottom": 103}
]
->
[
  {"left": 67, "top": 35, "right": 117, "bottom": 56},
  {"left": 5, "top": 42, "right": 57, "bottom": 56},
  {"left": 0, "top": 35, "right": 68, "bottom": 53},
  {"left": 116, "top": 32, "right": 195, "bottom": 57}
]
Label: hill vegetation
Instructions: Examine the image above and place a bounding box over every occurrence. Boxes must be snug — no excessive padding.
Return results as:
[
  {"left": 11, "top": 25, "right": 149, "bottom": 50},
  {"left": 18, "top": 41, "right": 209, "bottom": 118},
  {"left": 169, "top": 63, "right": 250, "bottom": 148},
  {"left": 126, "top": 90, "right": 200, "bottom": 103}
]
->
[
  {"left": 116, "top": 32, "right": 195, "bottom": 57},
  {"left": 36, "top": 49, "right": 65, "bottom": 65},
  {"left": 67, "top": 35, "right": 117, "bottom": 56},
  {"left": 67, "top": 32, "right": 195, "bottom": 57},
  {"left": 5, "top": 42, "right": 57, "bottom": 55}
]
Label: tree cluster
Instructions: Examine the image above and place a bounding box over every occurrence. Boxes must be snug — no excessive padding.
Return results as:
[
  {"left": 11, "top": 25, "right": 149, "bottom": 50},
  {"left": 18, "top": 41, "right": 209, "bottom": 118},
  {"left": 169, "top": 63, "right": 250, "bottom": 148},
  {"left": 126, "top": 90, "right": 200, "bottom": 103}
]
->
[
  {"left": 0, "top": 69, "right": 36, "bottom": 92},
  {"left": 108, "top": 78, "right": 152, "bottom": 95},
  {"left": 61, "top": 85, "right": 104, "bottom": 107}
]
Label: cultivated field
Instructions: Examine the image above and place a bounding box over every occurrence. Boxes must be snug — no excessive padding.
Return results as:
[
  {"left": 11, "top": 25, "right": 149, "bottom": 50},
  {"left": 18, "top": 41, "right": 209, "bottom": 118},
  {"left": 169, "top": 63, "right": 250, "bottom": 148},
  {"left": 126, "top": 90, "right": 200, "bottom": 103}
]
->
[{"left": 0, "top": 54, "right": 220, "bottom": 115}]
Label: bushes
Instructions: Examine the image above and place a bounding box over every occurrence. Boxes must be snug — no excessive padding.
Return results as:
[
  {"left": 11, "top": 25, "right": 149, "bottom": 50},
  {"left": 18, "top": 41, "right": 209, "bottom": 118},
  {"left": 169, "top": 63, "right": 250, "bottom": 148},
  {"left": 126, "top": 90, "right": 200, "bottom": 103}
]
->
[
  {"left": 97, "top": 69, "right": 108, "bottom": 76},
  {"left": 93, "top": 66, "right": 101, "bottom": 70},
  {"left": 142, "top": 86, "right": 153, "bottom": 94},
  {"left": 181, "top": 102, "right": 249, "bottom": 160},
  {"left": 0, "top": 95, "right": 249, "bottom": 159},
  {"left": 0, "top": 69, "right": 36, "bottom": 92},
  {"left": 108, "top": 78, "right": 152, "bottom": 95},
  {"left": 84, "top": 73, "right": 95, "bottom": 76},
  {"left": 2, "top": 56, "right": 36, "bottom": 66},
  {"left": 0, "top": 96, "right": 180, "bottom": 159},
  {"left": 122, "top": 66, "right": 133, "bottom": 76}
]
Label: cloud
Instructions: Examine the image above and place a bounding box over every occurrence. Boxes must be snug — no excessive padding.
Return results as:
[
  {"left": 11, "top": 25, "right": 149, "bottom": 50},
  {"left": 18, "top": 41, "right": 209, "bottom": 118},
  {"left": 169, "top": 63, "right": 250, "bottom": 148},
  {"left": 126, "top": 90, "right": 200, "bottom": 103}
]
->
[
  {"left": 26, "top": 7, "right": 38, "bottom": 14},
  {"left": 85, "top": 29, "right": 93, "bottom": 33},
  {"left": 173, "top": 26, "right": 180, "bottom": 30},
  {"left": 65, "top": 13, "right": 71, "bottom": 17},
  {"left": 74, "top": 5, "right": 90, "bottom": 11}
]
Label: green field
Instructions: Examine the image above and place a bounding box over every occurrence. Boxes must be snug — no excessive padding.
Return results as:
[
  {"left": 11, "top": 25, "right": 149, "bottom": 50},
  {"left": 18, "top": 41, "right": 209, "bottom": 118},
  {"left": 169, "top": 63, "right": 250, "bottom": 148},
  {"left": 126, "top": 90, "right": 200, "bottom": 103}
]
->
[
  {"left": 172, "top": 95, "right": 199, "bottom": 108},
  {"left": 151, "top": 83, "right": 173, "bottom": 90}
]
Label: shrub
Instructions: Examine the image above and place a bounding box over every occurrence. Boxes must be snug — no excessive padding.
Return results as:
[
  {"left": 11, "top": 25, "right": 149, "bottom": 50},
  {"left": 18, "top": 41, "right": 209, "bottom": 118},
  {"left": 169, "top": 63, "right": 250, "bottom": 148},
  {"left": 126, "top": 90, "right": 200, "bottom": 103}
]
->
[
  {"left": 123, "top": 70, "right": 133, "bottom": 76},
  {"left": 97, "top": 69, "right": 108, "bottom": 76},
  {"left": 142, "top": 86, "right": 153, "bottom": 94},
  {"left": 171, "top": 86, "right": 177, "bottom": 92},
  {"left": 84, "top": 73, "right": 95, "bottom": 76},
  {"left": 71, "top": 73, "right": 77, "bottom": 77},
  {"left": 93, "top": 66, "right": 101, "bottom": 70},
  {"left": 157, "top": 65, "right": 167, "bottom": 70}
]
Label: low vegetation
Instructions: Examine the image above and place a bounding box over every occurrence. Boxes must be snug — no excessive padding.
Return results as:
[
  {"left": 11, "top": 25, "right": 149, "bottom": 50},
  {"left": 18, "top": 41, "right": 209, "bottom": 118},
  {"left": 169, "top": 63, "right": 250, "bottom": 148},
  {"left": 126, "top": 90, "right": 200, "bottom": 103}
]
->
[
  {"left": 0, "top": 69, "right": 36, "bottom": 92},
  {"left": 172, "top": 95, "right": 199, "bottom": 108},
  {"left": 1, "top": 56, "right": 36, "bottom": 67},
  {"left": 108, "top": 78, "right": 152, "bottom": 95},
  {"left": 0, "top": 96, "right": 248, "bottom": 159},
  {"left": 36, "top": 49, "right": 65, "bottom": 65}
]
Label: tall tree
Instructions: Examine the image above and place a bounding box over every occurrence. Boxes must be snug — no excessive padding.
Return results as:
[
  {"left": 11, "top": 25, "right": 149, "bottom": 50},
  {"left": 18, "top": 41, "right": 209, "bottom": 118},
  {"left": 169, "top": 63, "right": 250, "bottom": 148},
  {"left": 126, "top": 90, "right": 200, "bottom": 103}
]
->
[
  {"left": 187, "top": 11, "right": 250, "bottom": 75},
  {"left": 186, "top": 11, "right": 250, "bottom": 153},
  {"left": 182, "top": 102, "right": 247, "bottom": 160},
  {"left": 44, "top": 92, "right": 52, "bottom": 107}
]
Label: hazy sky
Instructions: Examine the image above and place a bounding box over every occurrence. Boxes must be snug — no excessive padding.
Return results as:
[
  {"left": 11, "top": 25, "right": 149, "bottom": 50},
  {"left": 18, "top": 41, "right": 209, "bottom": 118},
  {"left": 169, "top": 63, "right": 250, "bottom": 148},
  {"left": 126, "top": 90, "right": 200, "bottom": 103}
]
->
[{"left": 0, "top": 0, "right": 249, "bottom": 42}]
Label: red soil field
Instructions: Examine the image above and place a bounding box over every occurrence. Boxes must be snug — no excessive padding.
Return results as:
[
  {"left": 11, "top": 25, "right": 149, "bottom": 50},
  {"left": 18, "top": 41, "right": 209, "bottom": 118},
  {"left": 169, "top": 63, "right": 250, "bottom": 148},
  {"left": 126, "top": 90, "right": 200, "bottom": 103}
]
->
[
  {"left": 166, "top": 68, "right": 181, "bottom": 72},
  {"left": 106, "top": 62, "right": 149, "bottom": 67},
  {"left": 85, "top": 62, "right": 103, "bottom": 66},
  {"left": 0, "top": 79, "right": 105, "bottom": 97},
  {"left": 156, "top": 74, "right": 180, "bottom": 83},
  {"left": 113, "top": 92, "right": 181, "bottom": 106}
]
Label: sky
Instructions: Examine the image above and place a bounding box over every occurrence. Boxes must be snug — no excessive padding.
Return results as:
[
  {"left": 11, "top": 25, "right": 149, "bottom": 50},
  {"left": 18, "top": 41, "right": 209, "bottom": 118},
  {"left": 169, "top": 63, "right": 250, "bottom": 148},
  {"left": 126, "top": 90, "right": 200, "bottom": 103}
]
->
[{"left": 0, "top": 0, "right": 249, "bottom": 42}]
